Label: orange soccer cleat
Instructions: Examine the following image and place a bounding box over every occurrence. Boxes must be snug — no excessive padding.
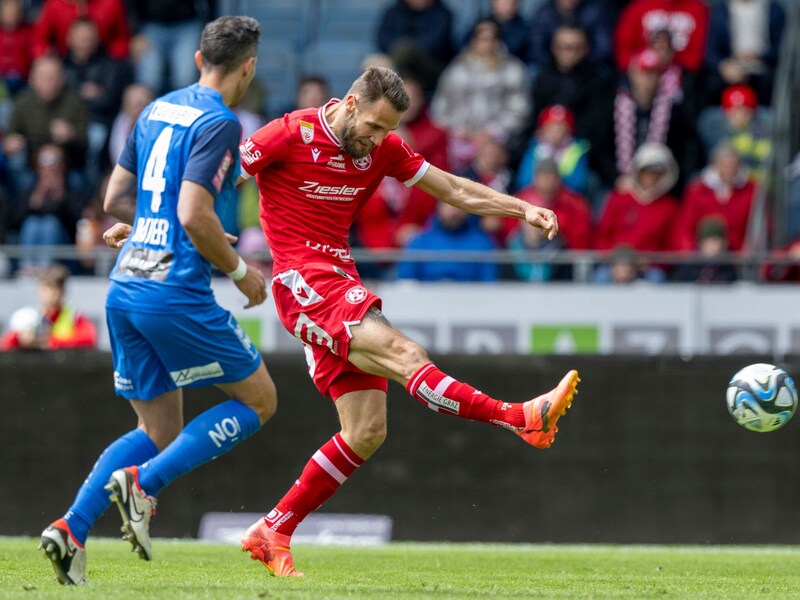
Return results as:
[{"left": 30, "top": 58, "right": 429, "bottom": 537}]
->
[
  {"left": 241, "top": 518, "right": 304, "bottom": 577},
  {"left": 517, "top": 370, "right": 580, "bottom": 449}
]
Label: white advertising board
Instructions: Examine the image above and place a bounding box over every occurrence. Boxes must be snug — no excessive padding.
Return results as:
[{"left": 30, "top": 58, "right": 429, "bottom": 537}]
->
[{"left": 0, "top": 279, "right": 798, "bottom": 356}]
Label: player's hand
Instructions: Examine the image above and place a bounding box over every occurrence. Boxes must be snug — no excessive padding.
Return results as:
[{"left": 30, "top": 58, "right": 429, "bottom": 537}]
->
[
  {"left": 235, "top": 265, "right": 268, "bottom": 309},
  {"left": 224, "top": 232, "right": 238, "bottom": 244},
  {"left": 524, "top": 206, "right": 559, "bottom": 240},
  {"left": 103, "top": 222, "right": 133, "bottom": 248}
]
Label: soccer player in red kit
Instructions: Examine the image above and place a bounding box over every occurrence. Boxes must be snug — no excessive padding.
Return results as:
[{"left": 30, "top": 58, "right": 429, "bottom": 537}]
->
[{"left": 239, "top": 67, "right": 580, "bottom": 577}]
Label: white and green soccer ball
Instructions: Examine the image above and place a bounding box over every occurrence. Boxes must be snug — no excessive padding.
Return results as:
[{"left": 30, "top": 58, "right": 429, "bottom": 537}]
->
[{"left": 726, "top": 363, "right": 798, "bottom": 432}]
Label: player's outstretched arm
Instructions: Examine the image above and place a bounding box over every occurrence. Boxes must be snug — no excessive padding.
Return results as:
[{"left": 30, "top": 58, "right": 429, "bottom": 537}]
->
[
  {"left": 177, "top": 180, "right": 267, "bottom": 308},
  {"left": 415, "top": 165, "right": 558, "bottom": 240}
]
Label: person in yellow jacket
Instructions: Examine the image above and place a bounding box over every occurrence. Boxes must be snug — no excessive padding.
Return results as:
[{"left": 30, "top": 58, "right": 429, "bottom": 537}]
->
[{"left": 1, "top": 264, "right": 97, "bottom": 350}]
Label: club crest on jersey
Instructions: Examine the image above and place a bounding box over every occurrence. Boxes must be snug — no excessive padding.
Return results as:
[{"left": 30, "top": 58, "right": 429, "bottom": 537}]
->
[
  {"left": 352, "top": 154, "right": 372, "bottom": 171},
  {"left": 345, "top": 286, "right": 368, "bottom": 304},
  {"left": 299, "top": 120, "right": 314, "bottom": 144}
]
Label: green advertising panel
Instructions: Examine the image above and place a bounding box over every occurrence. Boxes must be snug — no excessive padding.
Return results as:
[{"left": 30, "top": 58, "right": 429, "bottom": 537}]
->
[{"left": 531, "top": 324, "right": 599, "bottom": 353}]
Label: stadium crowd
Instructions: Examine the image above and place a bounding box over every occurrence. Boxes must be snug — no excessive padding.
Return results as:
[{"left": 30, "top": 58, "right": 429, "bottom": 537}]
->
[{"left": 0, "top": 0, "right": 796, "bottom": 285}]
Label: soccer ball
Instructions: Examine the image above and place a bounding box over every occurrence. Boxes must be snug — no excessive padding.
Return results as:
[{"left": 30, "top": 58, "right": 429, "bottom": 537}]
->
[{"left": 726, "top": 363, "right": 798, "bottom": 432}]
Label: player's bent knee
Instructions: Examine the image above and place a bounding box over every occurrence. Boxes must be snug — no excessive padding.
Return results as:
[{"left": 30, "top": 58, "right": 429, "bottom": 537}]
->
[
  {"left": 346, "top": 421, "right": 387, "bottom": 456},
  {"left": 246, "top": 379, "right": 278, "bottom": 425},
  {"left": 141, "top": 424, "right": 181, "bottom": 452},
  {"left": 393, "top": 338, "right": 430, "bottom": 379},
  {"left": 229, "top": 367, "right": 278, "bottom": 425}
]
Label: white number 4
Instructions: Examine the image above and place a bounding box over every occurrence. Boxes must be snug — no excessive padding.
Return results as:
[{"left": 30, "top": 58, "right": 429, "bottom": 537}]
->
[{"left": 143, "top": 127, "right": 173, "bottom": 212}]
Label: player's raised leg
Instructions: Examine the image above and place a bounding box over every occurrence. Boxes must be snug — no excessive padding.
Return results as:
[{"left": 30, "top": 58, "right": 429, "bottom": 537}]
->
[
  {"left": 349, "top": 307, "right": 579, "bottom": 448},
  {"left": 108, "top": 361, "right": 276, "bottom": 560},
  {"left": 242, "top": 388, "right": 385, "bottom": 577}
]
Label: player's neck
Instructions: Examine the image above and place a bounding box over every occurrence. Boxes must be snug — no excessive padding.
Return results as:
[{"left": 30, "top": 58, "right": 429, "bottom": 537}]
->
[
  {"left": 324, "top": 101, "right": 345, "bottom": 138},
  {"left": 197, "top": 73, "right": 238, "bottom": 107}
]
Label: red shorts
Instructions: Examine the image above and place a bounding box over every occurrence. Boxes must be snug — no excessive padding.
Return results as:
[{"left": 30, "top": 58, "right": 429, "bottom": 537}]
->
[{"left": 271, "top": 263, "right": 388, "bottom": 399}]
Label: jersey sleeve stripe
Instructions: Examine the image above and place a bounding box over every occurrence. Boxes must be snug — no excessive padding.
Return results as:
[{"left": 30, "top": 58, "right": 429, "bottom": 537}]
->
[{"left": 403, "top": 161, "right": 430, "bottom": 187}]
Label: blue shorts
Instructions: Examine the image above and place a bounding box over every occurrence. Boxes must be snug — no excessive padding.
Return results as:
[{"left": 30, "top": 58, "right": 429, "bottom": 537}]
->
[{"left": 107, "top": 304, "right": 262, "bottom": 400}]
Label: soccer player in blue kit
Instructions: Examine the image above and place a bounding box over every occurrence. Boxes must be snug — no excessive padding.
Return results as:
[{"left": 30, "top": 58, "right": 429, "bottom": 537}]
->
[{"left": 38, "top": 16, "right": 274, "bottom": 585}]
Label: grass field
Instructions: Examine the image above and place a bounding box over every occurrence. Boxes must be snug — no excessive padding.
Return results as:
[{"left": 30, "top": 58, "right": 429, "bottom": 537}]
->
[{"left": 4, "top": 537, "right": 800, "bottom": 599}]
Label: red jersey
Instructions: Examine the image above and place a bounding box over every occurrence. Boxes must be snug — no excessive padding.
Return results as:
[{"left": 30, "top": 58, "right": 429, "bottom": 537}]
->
[
  {"left": 671, "top": 176, "right": 755, "bottom": 252},
  {"left": 240, "top": 100, "right": 429, "bottom": 272},
  {"left": 33, "top": 0, "right": 130, "bottom": 60},
  {"left": 614, "top": 0, "right": 709, "bottom": 72},
  {"left": 596, "top": 190, "right": 679, "bottom": 252}
]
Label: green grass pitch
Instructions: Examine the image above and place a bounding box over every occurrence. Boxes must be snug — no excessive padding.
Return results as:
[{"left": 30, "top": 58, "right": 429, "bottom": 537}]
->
[{"left": 4, "top": 537, "right": 800, "bottom": 598}]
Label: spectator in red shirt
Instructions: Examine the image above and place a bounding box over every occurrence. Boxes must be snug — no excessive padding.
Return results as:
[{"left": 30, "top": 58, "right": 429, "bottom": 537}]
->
[
  {"left": 0, "top": 0, "right": 33, "bottom": 92},
  {"left": 514, "top": 157, "right": 593, "bottom": 250},
  {"left": 0, "top": 264, "right": 97, "bottom": 350},
  {"left": 33, "top": 0, "right": 130, "bottom": 61},
  {"left": 672, "top": 143, "right": 755, "bottom": 252},
  {"left": 508, "top": 158, "right": 593, "bottom": 280},
  {"left": 596, "top": 142, "right": 680, "bottom": 252},
  {"left": 614, "top": 0, "right": 710, "bottom": 73}
]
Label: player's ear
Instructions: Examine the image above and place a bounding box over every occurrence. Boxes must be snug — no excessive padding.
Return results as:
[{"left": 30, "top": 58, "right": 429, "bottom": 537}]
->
[
  {"left": 344, "top": 94, "right": 358, "bottom": 113},
  {"left": 194, "top": 50, "right": 203, "bottom": 71},
  {"left": 243, "top": 56, "right": 256, "bottom": 77}
]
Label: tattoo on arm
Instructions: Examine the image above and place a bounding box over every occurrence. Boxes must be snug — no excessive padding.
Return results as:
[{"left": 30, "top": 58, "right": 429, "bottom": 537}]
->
[{"left": 363, "top": 307, "right": 392, "bottom": 327}]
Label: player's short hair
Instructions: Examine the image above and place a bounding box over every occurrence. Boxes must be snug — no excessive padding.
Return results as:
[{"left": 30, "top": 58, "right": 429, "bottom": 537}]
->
[
  {"left": 348, "top": 66, "right": 409, "bottom": 113},
  {"left": 200, "top": 16, "right": 260, "bottom": 75}
]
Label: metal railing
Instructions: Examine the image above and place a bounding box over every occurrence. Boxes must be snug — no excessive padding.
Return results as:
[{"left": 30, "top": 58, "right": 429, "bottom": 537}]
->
[{"left": 2, "top": 244, "right": 799, "bottom": 283}]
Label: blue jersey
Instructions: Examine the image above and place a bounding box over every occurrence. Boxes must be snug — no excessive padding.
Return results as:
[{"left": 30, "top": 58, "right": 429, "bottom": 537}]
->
[{"left": 107, "top": 84, "right": 241, "bottom": 312}]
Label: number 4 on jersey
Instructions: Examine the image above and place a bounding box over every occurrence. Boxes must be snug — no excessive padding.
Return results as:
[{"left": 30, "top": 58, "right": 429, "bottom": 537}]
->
[{"left": 143, "top": 127, "right": 173, "bottom": 212}]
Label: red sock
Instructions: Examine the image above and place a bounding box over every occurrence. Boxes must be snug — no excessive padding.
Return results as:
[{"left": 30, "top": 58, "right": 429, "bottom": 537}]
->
[
  {"left": 266, "top": 433, "right": 364, "bottom": 536},
  {"left": 406, "top": 363, "right": 525, "bottom": 429}
]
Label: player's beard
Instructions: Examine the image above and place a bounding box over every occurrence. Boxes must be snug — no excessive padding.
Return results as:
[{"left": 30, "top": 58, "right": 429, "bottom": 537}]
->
[{"left": 339, "top": 113, "right": 372, "bottom": 159}]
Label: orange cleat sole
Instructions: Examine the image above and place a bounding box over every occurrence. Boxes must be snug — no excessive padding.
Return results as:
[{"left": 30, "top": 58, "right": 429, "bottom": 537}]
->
[{"left": 517, "top": 369, "right": 580, "bottom": 449}]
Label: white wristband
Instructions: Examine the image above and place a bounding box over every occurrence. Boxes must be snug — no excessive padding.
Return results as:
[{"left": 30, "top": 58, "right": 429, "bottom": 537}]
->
[{"left": 227, "top": 256, "right": 247, "bottom": 281}]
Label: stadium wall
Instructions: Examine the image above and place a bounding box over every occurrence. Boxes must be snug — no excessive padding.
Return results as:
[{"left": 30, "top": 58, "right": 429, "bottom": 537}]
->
[
  {"left": 4, "top": 351, "right": 800, "bottom": 544},
  {"left": 2, "top": 279, "right": 800, "bottom": 356}
]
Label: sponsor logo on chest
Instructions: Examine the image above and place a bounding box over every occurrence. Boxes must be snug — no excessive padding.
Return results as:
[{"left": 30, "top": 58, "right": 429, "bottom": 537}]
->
[
  {"left": 326, "top": 153, "right": 346, "bottom": 170},
  {"left": 298, "top": 180, "right": 365, "bottom": 202}
]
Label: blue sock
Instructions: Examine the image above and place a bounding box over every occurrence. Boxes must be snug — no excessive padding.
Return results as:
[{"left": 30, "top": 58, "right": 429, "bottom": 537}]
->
[
  {"left": 64, "top": 428, "right": 159, "bottom": 545},
  {"left": 137, "top": 400, "right": 261, "bottom": 497}
]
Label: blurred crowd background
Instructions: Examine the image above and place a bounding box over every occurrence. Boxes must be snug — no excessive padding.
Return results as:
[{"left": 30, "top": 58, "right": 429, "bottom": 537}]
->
[{"left": 0, "top": 0, "right": 798, "bottom": 287}]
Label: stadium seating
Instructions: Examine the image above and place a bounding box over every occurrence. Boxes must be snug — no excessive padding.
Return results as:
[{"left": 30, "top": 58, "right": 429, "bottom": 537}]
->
[
  {"left": 256, "top": 41, "right": 301, "bottom": 118},
  {"left": 316, "top": 0, "right": 391, "bottom": 44},
  {"left": 442, "top": 0, "right": 482, "bottom": 46},
  {"left": 300, "top": 40, "right": 375, "bottom": 98},
  {"left": 233, "top": 0, "right": 315, "bottom": 47}
]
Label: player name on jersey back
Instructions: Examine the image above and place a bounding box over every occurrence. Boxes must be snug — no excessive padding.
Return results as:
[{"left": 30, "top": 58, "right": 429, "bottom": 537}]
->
[{"left": 148, "top": 101, "right": 204, "bottom": 127}]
